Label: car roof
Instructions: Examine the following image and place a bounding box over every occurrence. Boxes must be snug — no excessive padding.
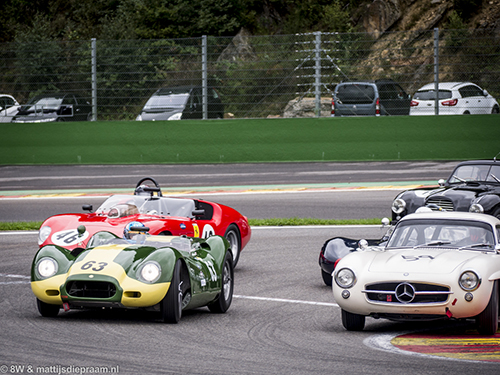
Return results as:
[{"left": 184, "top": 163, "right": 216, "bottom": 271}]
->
[
  {"left": 454, "top": 159, "right": 499, "bottom": 167},
  {"left": 399, "top": 211, "right": 500, "bottom": 227},
  {"left": 415, "top": 82, "right": 477, "bottom": 91}
]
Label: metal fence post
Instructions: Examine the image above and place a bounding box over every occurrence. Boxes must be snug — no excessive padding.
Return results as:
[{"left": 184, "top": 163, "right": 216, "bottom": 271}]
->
[
  {"left": 91, "top": 38, "right": 97, "bottom": 121},
  {"left": 434, "top": 28, "right": 439, "bottom": 116},
  {"left": 314, "top": 31, "right": 322, "bottom": 118},
  {"left": 202, "top": 35, "right": 208, "bottom": 120}
]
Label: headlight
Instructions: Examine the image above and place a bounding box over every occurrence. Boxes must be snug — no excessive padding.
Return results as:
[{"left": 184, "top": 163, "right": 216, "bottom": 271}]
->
[
  {"left": 139, "top": 261, "right": 161, "bottom": 283},
  {"left": 168, "top": 112, "right": 182, "bottom": 120},
  {"left": 391, "top": 198, "right": 406, "bottom": 214},
  {"left": 469, "top": 203, "right": 484, "bottom": 213},
  {"left": 36, "top": 257, "right": 58, "bottom": 279},
  {"left": 38, "top": 226, "right": 52, "bottom": 245},
  {"left": 335, "top": 268, "right": 356, "bottom": 288},
  {"left": 459, "top": 271, "right": 480, "bottom": 291}
]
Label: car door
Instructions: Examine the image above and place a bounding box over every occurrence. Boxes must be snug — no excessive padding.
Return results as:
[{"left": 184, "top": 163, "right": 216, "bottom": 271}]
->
[
  {"left": 458, "top": 85, "right": 483, "bottom": 114},
  {"left": 182, "top": 88, "right": 202, "bottom": 119}
]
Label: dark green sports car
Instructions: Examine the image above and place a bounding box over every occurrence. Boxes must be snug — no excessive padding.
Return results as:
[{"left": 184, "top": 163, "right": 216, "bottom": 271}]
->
[{"left": 31, "top": 226, "right": 234, "bottom": 323}]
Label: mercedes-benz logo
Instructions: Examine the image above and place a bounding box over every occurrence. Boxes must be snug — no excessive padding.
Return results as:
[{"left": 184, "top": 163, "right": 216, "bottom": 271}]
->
[{"left": 395, "top": 282, "right": 415, "bottom": 303}]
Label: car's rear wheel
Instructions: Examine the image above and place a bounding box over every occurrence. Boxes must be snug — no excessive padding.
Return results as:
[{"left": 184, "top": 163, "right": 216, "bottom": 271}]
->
[
  {"left": 341, "top": 309, "right": 365, "bottom": 331},
  {"left": 321, "top": 270, "right": 332, "bottom": 286},
  {"left": 492, "top": 105, "right": 499, "bottom": 114},
  {"left": 208, "top": 251, "right": 234, "bottom": 313},
  {"left": 476, "top": 281, "right": 499, "bottom": 335},
  {"left": 161, "top": 260, "right": 183, "bottom": 323},
  {"left": 224, "top": 224, "right": 241, "bottom": 267},
  {"left": 36, "top": 299, "right": 60, "bottom": 317}
]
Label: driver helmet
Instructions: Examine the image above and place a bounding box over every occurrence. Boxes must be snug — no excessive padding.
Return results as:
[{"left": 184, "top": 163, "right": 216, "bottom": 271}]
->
[
  {"left": 123, "top": 221, "right": 147, "bottom": 240},
  {"left": 134, "top": 184, "right": 150, "bottom": 196}
]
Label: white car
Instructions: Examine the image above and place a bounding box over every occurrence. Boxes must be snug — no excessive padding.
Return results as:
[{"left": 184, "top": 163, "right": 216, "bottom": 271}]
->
[
  {"left": 332, "top": 211, "right": 500, "bottom": 335},
  {"left": 0, "top": 94, "right": 20, "bottom": 123},
  {"left": 410, "top": 82, "right": 499, "bottom": 115}
]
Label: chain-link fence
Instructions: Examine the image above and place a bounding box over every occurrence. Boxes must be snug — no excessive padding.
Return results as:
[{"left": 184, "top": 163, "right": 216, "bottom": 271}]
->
[{"left": 0, "top": 28, "right": 499, "bottom": 121}]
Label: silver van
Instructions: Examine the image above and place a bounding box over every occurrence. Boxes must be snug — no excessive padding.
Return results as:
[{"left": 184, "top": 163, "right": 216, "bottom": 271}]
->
[
  {"left": 331, "top": 79, "right": 411, "bottom": 116},
  {"left": 136, "top": 85, "right": 224, "bottom": 121}
]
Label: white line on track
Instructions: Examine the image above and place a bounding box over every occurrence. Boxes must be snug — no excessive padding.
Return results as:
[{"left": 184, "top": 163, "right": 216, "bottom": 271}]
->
[{"left": 234, "top": 294, "right": 338, "bottom": 307}]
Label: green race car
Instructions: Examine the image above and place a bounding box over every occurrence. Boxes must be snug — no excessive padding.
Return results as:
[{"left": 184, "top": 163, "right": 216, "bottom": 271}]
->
[{"left": 31, "top": 224, "right": 234, "bottom": 323}]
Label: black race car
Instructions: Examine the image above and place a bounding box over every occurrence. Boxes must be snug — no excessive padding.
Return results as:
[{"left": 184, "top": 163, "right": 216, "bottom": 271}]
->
[{"left": 391, "top": 159, "right": 500, "bottom": 222}]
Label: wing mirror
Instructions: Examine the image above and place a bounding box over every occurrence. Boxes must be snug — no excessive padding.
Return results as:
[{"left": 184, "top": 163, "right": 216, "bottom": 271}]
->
[
  {"left": 192, "top": 209, "right": 205, "bottom": 218},
  {"left": 82, "top": 204, "right": 93, "bottom": 212},
  {"left": 438, "top": 179, "right": 446, "bottom": 186}
]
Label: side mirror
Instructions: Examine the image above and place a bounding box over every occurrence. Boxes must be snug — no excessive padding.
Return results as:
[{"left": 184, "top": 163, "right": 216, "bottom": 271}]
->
[
  {"left": 77, "top": 225, "right": 86, "bottom": 237},
  {"left": 82, "top": 204, "right": 93, "bottom": 212},
  {"left": 192, "top": 209, "right": 205, "bottom": 217},
  {"left": 381, "top": 217, "right": 390, "bottom": 226},
  {"left": 438, "top": 179, "right": 446, "bottom": 186}
]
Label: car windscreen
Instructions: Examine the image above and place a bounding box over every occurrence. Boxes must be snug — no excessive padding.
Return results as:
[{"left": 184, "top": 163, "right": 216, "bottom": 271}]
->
[
  {"left": 143, "top": 93, "right": 189, "bottom": 110},
  {"left": 22, "top": 96, "right": 64, "bottom": 112},
  {"left": 95, "top": 195, "right": 195, "bottom": 218},
  {"left": 386, "top": 219, "right": 495, "bottom": 250},
  {"left": 335, "top": 84, "right": 375, "bottom": 104},
  {"left": 413, "top": 90, "right": 452, "bottom": 100},
  {"left": 447, "top": 164, "right": 498, "bottom": 184}
]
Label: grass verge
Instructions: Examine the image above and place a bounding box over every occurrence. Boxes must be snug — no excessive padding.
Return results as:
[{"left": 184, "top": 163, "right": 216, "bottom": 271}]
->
[{"left": 0, "top": 218, "right": 384, "bottom": 231}]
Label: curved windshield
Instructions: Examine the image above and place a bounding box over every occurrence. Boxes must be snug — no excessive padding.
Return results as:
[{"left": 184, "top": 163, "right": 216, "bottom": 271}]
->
[
  {"left": 387, "top": 219, "right": 495, "bottom": 250},
  {"left": 95, "top": 195, "right": 196, "bottom": 218},
  {"left": 144, "top": 93, "right": 189, "bottom": 110},
  {"left": 24, "top": 96, "right": 64, "bottom": 112},
  {"left": 448, "top": 164, "right": 500, "bottom": 184}
]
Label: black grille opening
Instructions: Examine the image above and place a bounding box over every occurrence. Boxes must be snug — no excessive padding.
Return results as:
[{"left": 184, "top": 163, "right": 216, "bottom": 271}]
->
[
  {"left": 426, "top": 197, "right": 454, "bottom": 211},
  {"left": 66, "top": 281, "right": 117, "bottom": 298},
  {"left": 364, "top": 282, "right": 450, "bottom": 304}
]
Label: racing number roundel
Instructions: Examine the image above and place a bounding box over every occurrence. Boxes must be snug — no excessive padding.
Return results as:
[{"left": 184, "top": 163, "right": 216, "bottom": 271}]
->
[
  {"left": 201, "top": 224, "right": 215, "bottom": 239},
  {"left": 52, "top": 229, "right": 89, "bottom": 247}
]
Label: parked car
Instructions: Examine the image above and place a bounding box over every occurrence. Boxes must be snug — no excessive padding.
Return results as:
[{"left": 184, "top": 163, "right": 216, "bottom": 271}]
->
[
  {"left": 136, "top": 85, "right": 224, "bottom": 121},
  {"left": 391, "top": 159, "right": 500, "bottom": 222},
  {"left": 31, "top": 226, "right": 234, "bottom": 323},
  {"left": 38, "top": 177, "right": 251, "bottom": 267},
  {"left": 332, "top": 211, "right": 500, "bottom": 335},
  {"left": 410, "top": 82, "right": 499, "bottom": 115},
  {"left": 331, "top": 79, "right": 411, "bottom": 116},
  {"left": 0, "top": 94, "right": 20, "bottom": 123},
  {"left": 12, "top": 92, "right": 92, "bottom": 123}
]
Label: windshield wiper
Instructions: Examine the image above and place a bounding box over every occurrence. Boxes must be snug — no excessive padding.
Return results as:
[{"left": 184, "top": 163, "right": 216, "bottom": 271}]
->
[
  {"left": 457, "top": 243, "right": 493, "bottom": 250},
  {"left": 452, "top": 175, "right": 466, "bottom": 183},
  {"left": 490, "top": 174, "right": 500, "bottom": 183},
  {"left": 414, "top": 241, "right": 451, "bottom": 248}
]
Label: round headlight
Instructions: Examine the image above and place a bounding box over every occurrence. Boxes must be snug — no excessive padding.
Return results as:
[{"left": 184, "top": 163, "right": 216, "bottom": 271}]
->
[
  {"left": 38, "top": 226, "right": 52, "bottom": 245},
  {"left": 335, "top": 268, "right": 356, "bottom": 288},
  {"left": 139, "top": 261, "right": 161, "bottom": 283},
  {"left": 459, "top": 271, "right": 480, "bottom": 291},
  {"left": 36, "top": 257, "right": 58, "bottom": 279},
  {"left": 391, "top": 198, "right": 406, "bottom": 214},
  {"left": 469, "top": 203, "right": 484, "bottom": 213}
]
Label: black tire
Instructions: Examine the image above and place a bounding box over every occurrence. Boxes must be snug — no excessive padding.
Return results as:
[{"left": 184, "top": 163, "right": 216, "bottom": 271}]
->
[
  {"left": 224, "top": 224, "right": 241, "bottom": 267},
  {"left": 476, "top": 281, "right": 499, "bottom": 335},
  {"left": 321, "top": 270, "right": 332, "bottom": 286},
  {"left": 341, "top": 309, "right": 365, "bottom": 331},
  {"left": 161, "top": 260, "right": 183, "bottom": 323},
  {"left": 36, "top": 299, "right": 60, "bottom": 317},
  {"left": 208, "top": 251, "right": 234, "bottom": 313},
  {"left": 492, "top": 105, "right": 499, "bottom": 114}
]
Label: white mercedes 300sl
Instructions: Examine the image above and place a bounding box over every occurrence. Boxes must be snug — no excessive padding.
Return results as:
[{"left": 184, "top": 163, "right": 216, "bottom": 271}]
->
[{"left": 332, "top": 211, "right": 500, "bottom": 335}]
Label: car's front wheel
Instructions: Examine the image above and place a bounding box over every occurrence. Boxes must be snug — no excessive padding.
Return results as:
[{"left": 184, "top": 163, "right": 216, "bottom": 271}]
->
[
  {"left": 36, "top": 299, "right": 60, "bottom": 317},
  {"left": 341, "top": 309, "right": 365, "bottom": 331},
  {"left": 476, "top": 281, "right": 499, "bottom": 335},
  {"left": 321, "top": 270, "right": 332, "bottom": 286},
  {"left": 208, "top": 251, "right": 234, "bottom": 313},
  {"left": 161, "top": 260, "right": 183, "bottom": 323}
]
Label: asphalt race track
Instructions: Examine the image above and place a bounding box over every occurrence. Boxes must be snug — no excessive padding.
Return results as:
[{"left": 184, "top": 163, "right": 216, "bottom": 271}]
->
[{"left": 0, "top": 161, "right": 499, "bottom": 374}]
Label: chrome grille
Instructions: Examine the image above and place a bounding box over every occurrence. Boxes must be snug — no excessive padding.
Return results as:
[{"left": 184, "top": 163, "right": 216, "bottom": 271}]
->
[
  {"left": 363, "top": 282, "right": 451, "bottom": 304},
  {"left": 426, "top": 197, "right": 454, "bottom": 211},
  {"left": 66, "top": 281, "right": 117, "bottom": 298}
]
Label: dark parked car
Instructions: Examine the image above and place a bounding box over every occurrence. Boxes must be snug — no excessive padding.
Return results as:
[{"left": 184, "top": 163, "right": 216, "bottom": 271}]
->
[
  {"left": 136, "top": 85, "right": 224, "bottom": 121},
  {"left": 391, "top": 159, "right": 500, "bottom": 222},
  {"left": 331, "top": 79, "right": 411, "bottom": 116},
  {"left": 12, "top": 93, "right": 92, "bottom": 123}
]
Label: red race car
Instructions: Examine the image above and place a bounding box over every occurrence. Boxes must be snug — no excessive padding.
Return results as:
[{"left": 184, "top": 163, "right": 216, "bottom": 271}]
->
[{"left": 38, "top": 177, "right": 251, "bottom": 266}]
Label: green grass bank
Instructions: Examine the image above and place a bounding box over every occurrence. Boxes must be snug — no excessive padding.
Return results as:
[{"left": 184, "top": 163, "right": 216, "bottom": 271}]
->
[{"left": 1, "top": 115, "right": 498, "bottom": 165}]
